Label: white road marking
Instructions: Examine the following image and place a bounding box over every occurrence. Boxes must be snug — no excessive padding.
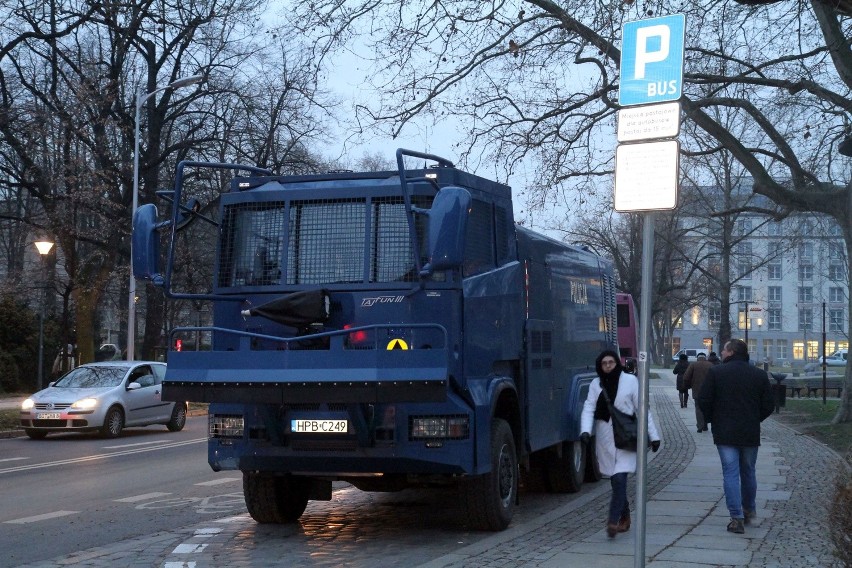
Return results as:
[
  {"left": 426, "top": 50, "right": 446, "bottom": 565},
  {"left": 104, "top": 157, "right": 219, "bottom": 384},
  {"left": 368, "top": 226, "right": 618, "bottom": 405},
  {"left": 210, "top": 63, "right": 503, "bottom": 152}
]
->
[
  {"left": 5, "top": 510, "right": 78, "bottom": 524},
  {"left": 172, "top": 543, "right": 208, "bottom": 553},
  {"left": 164, "top": 563, "right": 196, "bottom": 568},
  {"left": 193, "top": 528, "right": 222, "bottom": 538},
  {"left": 0, "top": 457, "right": 28, "bottom": 463},
  {"left": 103, "top": 440, "right": 168, "bottom": 449},
  {"left": 0, "top": 438, "right": 205, "bottom": 475},
  {"left": 193, "top": 477, "right": 240, "bottom": 486},
  {"left": 114, "top": 492, "right": 172, "bottom": 503}
]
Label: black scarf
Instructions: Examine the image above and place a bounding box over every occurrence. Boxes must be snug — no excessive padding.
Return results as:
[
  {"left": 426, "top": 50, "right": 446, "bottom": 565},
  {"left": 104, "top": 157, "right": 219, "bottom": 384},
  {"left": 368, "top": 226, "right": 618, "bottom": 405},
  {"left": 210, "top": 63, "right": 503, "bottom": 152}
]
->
[
  {"left": 595, "top": 369, "right": 621, "bottom": 422},
  {"left": 593, "top": 349, "right": 623, "bottom": 422}
]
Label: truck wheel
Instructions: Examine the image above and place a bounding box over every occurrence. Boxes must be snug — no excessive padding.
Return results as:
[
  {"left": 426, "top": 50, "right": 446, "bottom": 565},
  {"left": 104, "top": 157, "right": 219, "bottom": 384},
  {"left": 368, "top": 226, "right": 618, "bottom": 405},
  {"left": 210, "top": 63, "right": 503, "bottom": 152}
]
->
[
  {"left": 461, "top": 418, "right": 517, "bottom": 531},
  {"left": 243, "top": 472, "right": 310, "bottom": 524},
  {"left": 584, "top": 436, "right": 602, "bottom": 482},
  {"left": 546, "top": 440, "right": 585, "bottom": 493}
]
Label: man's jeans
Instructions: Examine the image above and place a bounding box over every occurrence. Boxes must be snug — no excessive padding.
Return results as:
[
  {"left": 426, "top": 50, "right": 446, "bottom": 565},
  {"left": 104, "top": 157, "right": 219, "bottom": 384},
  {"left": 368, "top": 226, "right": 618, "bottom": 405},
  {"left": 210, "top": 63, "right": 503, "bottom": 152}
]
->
[{"left": 717, "top": 444, "right": 759, "bottom": 518}]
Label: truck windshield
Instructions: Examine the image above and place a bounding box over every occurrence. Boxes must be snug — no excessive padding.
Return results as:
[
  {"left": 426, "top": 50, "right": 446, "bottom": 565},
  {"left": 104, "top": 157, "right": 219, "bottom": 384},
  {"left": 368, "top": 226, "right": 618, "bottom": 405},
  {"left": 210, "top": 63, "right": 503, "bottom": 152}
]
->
[{"left": 218, "top": 196, "right": 429, "bottom": 287}]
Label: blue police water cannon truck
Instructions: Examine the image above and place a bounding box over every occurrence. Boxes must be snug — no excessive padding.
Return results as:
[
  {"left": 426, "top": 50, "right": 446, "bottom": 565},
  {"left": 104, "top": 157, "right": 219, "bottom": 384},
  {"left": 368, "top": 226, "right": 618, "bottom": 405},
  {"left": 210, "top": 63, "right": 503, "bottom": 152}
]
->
[{"left": 132, "top": 149, "right": 619, "bottom": 531}]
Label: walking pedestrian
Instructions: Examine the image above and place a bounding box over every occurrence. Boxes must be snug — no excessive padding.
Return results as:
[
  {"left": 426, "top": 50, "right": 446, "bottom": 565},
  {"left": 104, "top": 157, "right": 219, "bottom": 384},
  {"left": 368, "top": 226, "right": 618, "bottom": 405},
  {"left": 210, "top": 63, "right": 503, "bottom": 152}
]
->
[
  {"left": 684, "top": 354, "right": 712, "bottom": 432},
  {"left": 673, "top": 353, "right": 690, "bottom": 408},
  {"left": 707, "top": 351, "right": 721, "bottom": 365},
  {"left": 696, "top": 339, "right": 774, "bottom": 534},
  {"left": 580, "top": 350, "right": 661, "bottom": 539}
]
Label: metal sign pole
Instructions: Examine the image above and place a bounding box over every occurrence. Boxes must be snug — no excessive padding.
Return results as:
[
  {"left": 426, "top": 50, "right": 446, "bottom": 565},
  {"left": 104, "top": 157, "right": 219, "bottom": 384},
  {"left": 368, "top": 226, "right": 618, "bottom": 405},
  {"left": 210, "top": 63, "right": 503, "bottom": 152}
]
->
[{"left": 635, "top": 210, "right": 655, "bottom": 568}]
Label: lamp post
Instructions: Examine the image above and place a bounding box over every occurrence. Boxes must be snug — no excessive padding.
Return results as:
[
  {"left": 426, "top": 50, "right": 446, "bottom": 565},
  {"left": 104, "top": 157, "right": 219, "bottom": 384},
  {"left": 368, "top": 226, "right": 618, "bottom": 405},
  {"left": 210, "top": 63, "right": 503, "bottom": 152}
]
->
[
  {"left": 34, "top": 240, "right": 54, "bottom": 390},
  {"left": 128, "top": 74, "right": 205, "bottom": 361}
]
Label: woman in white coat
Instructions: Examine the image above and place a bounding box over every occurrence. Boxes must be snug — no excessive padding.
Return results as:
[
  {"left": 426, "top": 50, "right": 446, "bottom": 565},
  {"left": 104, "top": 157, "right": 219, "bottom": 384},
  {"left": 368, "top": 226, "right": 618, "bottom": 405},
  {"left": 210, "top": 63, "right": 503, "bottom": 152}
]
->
[{"left": 580, "top": 349, "right": 662, "bottom": 538}]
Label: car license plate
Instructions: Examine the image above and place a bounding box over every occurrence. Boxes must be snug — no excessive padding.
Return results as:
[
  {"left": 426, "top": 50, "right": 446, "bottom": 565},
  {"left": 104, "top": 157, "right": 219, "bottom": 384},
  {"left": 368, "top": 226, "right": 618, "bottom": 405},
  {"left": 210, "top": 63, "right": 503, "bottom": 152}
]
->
[
  {"left": 37, "top": 413, "right": 61, "bottom": 420},
  {"left": 291, "top": 419, "right": 348, "bottom": 433}
]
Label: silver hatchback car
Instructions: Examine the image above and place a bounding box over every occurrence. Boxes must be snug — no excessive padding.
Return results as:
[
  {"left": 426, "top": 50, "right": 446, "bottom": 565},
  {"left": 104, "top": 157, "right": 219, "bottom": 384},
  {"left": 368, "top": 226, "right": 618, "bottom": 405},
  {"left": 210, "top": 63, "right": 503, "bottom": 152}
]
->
[{"left": 19, "top": 361, "right": 187, "bottom": 439}]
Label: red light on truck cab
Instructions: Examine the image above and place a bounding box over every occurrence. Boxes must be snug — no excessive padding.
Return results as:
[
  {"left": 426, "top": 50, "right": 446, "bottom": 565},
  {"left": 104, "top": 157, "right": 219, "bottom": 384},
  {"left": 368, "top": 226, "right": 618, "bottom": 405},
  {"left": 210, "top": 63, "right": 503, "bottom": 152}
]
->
[{"left": 343, "top": 324, "right": 368, "bottom": 344}]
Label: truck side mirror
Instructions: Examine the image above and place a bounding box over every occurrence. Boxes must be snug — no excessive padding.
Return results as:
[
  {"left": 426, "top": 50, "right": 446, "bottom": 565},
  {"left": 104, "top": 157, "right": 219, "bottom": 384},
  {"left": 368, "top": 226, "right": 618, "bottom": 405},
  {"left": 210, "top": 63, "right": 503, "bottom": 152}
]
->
[
  {"left": 421, "top": 186, "right": 471, "bottom": 274},
  {"left": 132, "top": 204, "right": 164, "bottom": 286}
]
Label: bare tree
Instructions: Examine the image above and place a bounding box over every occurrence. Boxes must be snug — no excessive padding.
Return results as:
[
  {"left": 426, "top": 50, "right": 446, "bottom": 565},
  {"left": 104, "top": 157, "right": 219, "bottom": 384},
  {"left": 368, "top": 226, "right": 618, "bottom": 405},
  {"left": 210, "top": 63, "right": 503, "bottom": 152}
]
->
[
  {"left": 287, "top": 0, "right": 852, "bottom": 421},
  {"left": 0, "top": 0, "right": 331, "bottom": 369}
]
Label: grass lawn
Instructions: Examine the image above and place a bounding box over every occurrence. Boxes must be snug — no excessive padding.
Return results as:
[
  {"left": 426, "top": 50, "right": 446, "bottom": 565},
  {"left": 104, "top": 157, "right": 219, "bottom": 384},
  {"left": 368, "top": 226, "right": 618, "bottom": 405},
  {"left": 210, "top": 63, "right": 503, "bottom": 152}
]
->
[{"left": 772, "top": 399, "right": 852, "bottom": 456}]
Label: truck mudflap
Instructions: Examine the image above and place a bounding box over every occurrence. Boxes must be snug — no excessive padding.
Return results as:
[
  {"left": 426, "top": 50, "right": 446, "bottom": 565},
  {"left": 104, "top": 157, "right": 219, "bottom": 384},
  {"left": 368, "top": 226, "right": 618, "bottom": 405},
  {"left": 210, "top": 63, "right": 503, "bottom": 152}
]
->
[{"left": 162, "top": 325, "right": 450, "bottom": 404}]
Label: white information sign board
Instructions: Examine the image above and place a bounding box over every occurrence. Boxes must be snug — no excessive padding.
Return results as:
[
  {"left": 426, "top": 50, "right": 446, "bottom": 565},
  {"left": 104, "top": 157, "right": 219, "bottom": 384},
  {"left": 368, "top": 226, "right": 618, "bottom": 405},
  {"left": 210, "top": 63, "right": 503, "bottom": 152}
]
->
[
  {"left": 614, "top": 140, "right": 679, "bottom": 211},
  {"left": 617, "top": 102, "right": 681, "bottom": 142}
]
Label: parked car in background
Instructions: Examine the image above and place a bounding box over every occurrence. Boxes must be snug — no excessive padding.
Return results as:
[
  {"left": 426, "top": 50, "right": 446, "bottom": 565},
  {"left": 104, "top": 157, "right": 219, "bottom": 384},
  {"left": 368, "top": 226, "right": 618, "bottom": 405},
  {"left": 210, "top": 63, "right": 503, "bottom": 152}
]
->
[
  {"left": 804, "top": 349, "right": 848, "bottom": 372},
  {"left": 672, "top": 347, "right": 708, "bottom": 363},
  {"left": 820, "top": 349, "right": 848, "bottom": 366},
  {"left": 19, "top": 361, "right": 186, "bottom": 439}
]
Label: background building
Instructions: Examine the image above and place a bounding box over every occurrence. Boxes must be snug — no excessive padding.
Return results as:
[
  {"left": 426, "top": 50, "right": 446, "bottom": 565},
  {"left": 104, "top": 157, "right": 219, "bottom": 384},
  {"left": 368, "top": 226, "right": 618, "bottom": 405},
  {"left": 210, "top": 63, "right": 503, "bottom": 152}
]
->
[{"left": 671, "top": 179, "right": 848, "bottom": 367}]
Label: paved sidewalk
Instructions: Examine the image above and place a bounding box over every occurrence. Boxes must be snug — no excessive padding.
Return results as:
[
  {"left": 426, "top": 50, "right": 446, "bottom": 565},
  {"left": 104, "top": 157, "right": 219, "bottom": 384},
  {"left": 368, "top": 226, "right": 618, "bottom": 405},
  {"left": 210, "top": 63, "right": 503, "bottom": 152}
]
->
[{"left": 417, "top": 377, "right": 843, "bottom": 568}]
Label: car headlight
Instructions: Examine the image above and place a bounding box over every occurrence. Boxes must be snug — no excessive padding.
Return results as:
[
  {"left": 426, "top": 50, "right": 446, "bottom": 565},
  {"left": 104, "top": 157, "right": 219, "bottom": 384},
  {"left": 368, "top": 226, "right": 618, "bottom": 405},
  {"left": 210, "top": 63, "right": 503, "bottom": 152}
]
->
[
  {"left": 71, "top": 398, "right": 99, "bottom": 410},
  {"left": 21, "top": 399, "right": 34, "bottom": 410}
]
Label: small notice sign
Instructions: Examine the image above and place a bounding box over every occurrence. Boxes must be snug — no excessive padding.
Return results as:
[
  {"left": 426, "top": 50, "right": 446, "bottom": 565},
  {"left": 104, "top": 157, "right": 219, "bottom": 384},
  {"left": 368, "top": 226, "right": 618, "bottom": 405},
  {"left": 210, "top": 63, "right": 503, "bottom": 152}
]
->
[
  {"left": 614, "top": 140, "right": 680, "bottom": 211},
  {"left": 617, "top": 102, "right": 680, "bottom": 142}
]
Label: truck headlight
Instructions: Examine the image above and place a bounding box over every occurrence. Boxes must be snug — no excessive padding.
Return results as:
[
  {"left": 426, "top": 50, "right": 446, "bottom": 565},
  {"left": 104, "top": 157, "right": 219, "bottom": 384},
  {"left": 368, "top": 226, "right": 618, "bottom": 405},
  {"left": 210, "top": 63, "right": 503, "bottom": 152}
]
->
[
  {"left": 209, "top": 414, "right": 244, "bottom": 439},
  {"left": 409, "top": 415, "right": 469, "bottom": 440}
]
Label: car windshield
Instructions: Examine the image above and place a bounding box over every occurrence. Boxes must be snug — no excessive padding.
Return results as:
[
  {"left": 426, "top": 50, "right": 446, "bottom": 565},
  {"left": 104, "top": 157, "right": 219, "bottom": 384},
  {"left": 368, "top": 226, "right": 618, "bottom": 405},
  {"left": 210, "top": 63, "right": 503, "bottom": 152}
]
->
[{"left": 53, "top": 366, "right": 128, "bottom": 388}]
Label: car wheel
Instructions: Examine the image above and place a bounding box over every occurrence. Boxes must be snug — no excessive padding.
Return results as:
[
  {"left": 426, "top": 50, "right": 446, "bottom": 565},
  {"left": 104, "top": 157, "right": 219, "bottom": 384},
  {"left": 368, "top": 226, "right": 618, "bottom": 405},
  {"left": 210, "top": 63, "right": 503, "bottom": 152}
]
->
[
  {"left": 166, "top": 403, "right": 187, "bottom": 432},
  {"left": 25, "top": 429, "right": 48, "bottom": 440},
  {"left": 100, "top": 407, "right": 124, "bottom": 438}
]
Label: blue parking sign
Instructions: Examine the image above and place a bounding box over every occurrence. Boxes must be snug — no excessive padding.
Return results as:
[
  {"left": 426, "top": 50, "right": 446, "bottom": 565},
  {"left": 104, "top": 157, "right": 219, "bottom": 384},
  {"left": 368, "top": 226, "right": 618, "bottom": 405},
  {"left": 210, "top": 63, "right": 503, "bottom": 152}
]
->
[{"left": 619, "top": 14, "right": 685, "bottom": 107}]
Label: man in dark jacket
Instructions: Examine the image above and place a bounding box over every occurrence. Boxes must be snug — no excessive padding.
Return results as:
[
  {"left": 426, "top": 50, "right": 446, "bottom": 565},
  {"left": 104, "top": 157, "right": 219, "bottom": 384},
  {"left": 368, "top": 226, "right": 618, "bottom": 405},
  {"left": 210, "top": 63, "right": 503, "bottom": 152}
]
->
[
  {"left": 684, "top": 354, "right": 713, "bottom": 432},
  {"left": 697, "top": 338, "right": 774, "bottom": 535}
]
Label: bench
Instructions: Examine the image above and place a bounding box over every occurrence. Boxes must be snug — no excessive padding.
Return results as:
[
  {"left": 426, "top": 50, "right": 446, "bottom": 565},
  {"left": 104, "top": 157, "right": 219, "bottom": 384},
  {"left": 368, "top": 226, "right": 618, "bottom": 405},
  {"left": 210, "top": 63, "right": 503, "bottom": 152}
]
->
[{"left": 805, "top": 378, "right": 843, "bottom": 398}]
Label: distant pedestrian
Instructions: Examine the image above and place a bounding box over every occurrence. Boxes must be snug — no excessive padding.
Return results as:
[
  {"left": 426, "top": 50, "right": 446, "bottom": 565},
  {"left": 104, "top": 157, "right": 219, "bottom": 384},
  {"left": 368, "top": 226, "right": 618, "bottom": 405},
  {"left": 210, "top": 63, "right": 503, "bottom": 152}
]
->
[
  {"left": 696, "top": 339, "right": 774, "bottom": 534},
  {"left": 684, "top": 354, "right": 712, "bottom": 432},
  {"left": 580, "top": 350, "right": 661, "bottom": 539},
  {"left": 673, "top": 353, "right": 690, "bottom": 408},
  {"left": 707, "top": 351, "right": 721, "bottom": 365}
]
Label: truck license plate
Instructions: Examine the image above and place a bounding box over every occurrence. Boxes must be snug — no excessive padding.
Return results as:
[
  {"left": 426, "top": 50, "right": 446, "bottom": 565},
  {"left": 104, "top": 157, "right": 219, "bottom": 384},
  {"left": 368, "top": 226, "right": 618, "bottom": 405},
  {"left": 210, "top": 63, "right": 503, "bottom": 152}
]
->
[
  {"left": 291, "top": 419, "right": 348, "bottom": 433},
  {"left": 37, "top": 413, "right": 61, "bottom": 419}
]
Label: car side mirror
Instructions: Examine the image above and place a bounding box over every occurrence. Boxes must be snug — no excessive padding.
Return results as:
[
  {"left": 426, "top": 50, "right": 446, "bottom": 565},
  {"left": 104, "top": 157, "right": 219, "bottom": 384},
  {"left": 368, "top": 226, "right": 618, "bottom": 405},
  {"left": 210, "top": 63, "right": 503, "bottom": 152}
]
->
[
  {"left": 132, "top": 204, "right": 164, "bottom": 286},
  {"left": 421, "top": 186, "right": 471, "bottom": 275},
  {"left": 127, "top": 382, "right": 142, "bottom": 391}
]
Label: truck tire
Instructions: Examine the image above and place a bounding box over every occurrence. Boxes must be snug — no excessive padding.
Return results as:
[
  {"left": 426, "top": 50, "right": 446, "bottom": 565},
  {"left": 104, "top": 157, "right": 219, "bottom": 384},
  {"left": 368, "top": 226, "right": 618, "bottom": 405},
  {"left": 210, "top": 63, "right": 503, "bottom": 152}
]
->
[
  {"left": 243, "top": 472, "right": 310, "bottom": 524},
  {"left": 584, "top": 436, "right": 602, "bottom": 482},
  {"left": 461, "top": 418, "right": 517, "bottom": 531},
  {"left": 546, "top": 440, "right": 585, "bottom": 493}
]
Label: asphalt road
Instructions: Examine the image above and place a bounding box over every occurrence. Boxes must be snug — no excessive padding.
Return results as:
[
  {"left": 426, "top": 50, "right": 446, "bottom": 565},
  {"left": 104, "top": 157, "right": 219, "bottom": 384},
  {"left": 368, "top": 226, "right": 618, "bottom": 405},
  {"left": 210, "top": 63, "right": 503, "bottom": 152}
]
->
[
  {"left": 0, "top": 412, "right": 612, "bottom": 567},
  {"left": 0, "top": 416, "right": 247, "bottom": 566}
]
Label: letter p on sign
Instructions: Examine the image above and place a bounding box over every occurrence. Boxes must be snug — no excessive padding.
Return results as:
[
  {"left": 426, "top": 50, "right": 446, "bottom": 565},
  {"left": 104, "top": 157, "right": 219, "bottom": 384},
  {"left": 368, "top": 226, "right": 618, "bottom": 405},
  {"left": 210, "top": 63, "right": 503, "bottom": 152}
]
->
[
  {"left": 619, "top": 14, "right": 685, "bottom": 107},
  {"left": 634, "top": 25, "right": 670, "bottom": 79}
]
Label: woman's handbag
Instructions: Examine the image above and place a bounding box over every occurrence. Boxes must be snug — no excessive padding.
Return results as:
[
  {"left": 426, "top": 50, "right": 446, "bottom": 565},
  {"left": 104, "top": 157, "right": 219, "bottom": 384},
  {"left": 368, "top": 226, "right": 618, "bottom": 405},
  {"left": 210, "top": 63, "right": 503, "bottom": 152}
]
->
[{"left": 600, "top": 389, "right": 638, "bottom": 451}]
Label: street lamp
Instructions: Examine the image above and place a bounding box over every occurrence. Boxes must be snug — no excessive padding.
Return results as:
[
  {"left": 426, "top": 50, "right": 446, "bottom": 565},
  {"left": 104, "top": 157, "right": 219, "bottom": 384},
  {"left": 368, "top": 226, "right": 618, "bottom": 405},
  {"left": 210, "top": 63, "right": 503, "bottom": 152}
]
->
[
  {"left": 128, "top": 73, "right": 205, "bottom": 361},
  {"left": 34, "top": 240, "right": 54, "bottom": 390}
]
